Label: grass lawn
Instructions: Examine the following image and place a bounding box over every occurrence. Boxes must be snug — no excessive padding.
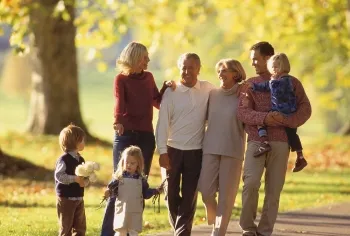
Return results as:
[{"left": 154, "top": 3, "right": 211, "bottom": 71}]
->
[
  {"left": 1, "top": 133, "right": 350, "bottom": 235},
  {"left": 1, "top": 66, "right": 350, "bottom": 235}
]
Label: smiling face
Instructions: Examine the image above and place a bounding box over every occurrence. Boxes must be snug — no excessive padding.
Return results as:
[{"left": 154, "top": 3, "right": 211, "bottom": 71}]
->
[
  {"left": 179, "top": 57, "right": 200, "bottom": 87},
  {"left": 217, "top": 64, "right": 236, "bottom": 89},
  {"left": 123, "top": 155, "right": 139, "bottom": 175},
  {"left": 250, "top": 49, "right": 270, "bottom": 75}
]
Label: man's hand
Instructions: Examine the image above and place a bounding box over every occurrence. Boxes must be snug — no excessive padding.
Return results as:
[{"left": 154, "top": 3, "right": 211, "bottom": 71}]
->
[
  {"left": 271, "top": 111, "right": 284, "bottom": 122},
  {"left": 242, "top": 96, "right": 250, "bottom": 107},
  {"left": 159, "top": 153, "right": 171, "bottom": 170},
  {"left": 113, "top": 123, "right": 124, "bottom": 136},
  {"left": 264, "top": 112, "right": 285, "bottom": 126}
]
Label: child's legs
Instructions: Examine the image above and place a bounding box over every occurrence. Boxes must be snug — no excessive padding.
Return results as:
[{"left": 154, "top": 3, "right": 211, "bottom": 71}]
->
[
  {"left": 72, "top": 200, "right": 86, "bottom": 236},
  {"left": 56, "top": 197, "right": 77, "bottom": 236},
  {"left": 284, "top": 127, "right": 302, "bottom": 152},
  {"left": 114, "top": 228, "right": 128, "bottom": 236},
  {"left": 257, "top": 125, "right": 268, "bottom": 142}
]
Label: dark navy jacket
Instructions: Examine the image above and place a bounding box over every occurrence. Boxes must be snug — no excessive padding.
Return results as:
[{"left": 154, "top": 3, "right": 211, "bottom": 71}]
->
[{"left": 253, "top": 75, "right": 297, "bottom": 115}]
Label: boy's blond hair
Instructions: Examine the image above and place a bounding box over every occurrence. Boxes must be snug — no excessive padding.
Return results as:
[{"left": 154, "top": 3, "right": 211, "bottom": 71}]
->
[
  {"left": 59, "top": 124, "right": 85, "bottom": 152},
  {"left": 116, "top": 42, "right": 148, "bottom": 74},
  {"left": 215, "top": 58, "right": 246, "bottom": 83},
  {"left": 267, "top": 53, "right": 291, "bottom": 74},
  {"left": 113, "top": 146, "right": 144, "bottom": 179}
]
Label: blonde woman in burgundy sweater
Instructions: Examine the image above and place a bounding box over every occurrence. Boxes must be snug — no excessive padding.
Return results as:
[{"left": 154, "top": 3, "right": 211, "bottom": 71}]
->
[
  {"left": 198, "top": 59, "right": 246, "bottom": 236},
  {"left": 101, "top": 42, "right": 173, "bottom": 236}
]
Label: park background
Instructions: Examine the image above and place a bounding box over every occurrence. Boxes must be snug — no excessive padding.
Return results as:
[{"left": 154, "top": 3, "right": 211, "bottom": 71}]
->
[{"left": 0, "top": 0, "right": 349, "bottom": 235}]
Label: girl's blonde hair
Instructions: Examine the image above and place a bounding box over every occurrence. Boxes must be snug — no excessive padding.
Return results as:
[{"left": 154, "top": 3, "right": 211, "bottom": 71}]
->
[
  {"left": 113, "top": 146, "right": 145, "bottom": 179},
  {"left": 116, "top": 42, "right": 148, "bottom": 74},
  {"left": 215, "top": 59, "right": 246, "bottom": 82},
  {"left": 267, "top": 53, "right": 291, "bottom": 74},
  {"left": 59, "top": 124, "right": 85, "bottom": 152}
]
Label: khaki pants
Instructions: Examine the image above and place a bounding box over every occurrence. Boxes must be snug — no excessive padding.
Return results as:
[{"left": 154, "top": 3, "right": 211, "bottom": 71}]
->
[
  {"left": 114, "top": 229, "right": 138, "bottom": 236},
  {"left": 239, "top": 141, "right": 289, "bottom": 236},
  {"left": 56, "top": 197, "right": 86, "bottom": 236},
  {"left": 198, "top": 154, "right": 243, "bottom": 236}
]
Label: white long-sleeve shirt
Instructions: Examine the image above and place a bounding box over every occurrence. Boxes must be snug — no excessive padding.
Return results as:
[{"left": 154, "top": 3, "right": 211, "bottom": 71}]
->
[{"left": 156, "top": 80, "right": 215, "bottom": 154}]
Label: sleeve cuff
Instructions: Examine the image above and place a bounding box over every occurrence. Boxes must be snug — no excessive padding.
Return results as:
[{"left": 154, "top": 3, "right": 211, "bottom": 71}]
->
[{"left": 158, "top": 148, "right": 168, "bottom": 155}]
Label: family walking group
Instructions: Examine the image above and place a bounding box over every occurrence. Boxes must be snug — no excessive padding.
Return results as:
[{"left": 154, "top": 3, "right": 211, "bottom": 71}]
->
[{"left": 54, "top": 41, "right": 312, "bottom": 236}]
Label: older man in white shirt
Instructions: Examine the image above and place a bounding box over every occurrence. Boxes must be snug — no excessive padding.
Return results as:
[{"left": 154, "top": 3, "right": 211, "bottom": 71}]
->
[{"left": 156, "top": 53, "right": 215, "bottom": 236}]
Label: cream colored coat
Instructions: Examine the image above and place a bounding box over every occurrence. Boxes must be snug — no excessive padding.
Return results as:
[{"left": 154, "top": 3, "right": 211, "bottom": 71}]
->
[{"left": 113, "top": 177, "right": 143, "bottom": 232}]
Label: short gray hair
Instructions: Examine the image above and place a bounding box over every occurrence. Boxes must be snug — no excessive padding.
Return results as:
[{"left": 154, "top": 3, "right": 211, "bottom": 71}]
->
[{"left": 177, "top": 53, "right": 201, "bottom": 69}]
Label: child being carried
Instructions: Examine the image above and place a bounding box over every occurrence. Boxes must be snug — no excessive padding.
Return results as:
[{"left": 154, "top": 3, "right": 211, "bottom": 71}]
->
[{"left": 248, "top": 53, "right": 308, "bottom": 172}]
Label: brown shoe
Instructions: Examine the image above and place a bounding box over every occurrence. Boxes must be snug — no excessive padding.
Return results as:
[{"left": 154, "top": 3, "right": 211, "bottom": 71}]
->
[
  {"left": 292, "top": 158, "right": 308, "bottom": 172},
  {"left": 254, "top": 142, "right": 272, "bottom": 157}
]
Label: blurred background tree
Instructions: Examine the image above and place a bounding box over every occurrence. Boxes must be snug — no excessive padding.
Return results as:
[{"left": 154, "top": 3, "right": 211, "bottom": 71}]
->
[{"left": 0, "top": 0, "right": 349, "bottom": 136}]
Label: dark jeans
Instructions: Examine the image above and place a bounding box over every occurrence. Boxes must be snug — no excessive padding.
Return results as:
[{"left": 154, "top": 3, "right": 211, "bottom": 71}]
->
[
  {"left": 100, "top": 130, "right": 155, "bottom": 236},
  {"left": 165, "top": 146, "right": 203, "bottom": 236},
  {"left": 285, "top": 127, "right": 302, "bottom": 152}
]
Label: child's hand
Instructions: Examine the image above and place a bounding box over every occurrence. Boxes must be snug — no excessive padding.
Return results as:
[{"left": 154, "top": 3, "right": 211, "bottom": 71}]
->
[
  {"left": 104, "top": 188, "right": 110, "bottom": 198},
  {"left": 156, "top": 186, "right": 163, "bottom": 194},
  {"left": 75, "top": 176, "right": 85, "bottom": 187}
]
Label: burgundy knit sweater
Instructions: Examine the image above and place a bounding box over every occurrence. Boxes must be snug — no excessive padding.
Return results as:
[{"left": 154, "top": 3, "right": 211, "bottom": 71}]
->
[{"left": 113, "top": 71, "right": 166, "bottom": 132}]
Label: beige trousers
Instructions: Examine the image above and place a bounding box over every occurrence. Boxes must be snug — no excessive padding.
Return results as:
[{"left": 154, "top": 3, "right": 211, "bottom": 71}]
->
[
  {"left": 239, "top": 141, "right": 290, "bottom": 236},
  {"left": 198, "top": 154, "right": 243, "bottom": 236},
  {"left": 114, "top": 229, "right": 138, "bottom": 236}
]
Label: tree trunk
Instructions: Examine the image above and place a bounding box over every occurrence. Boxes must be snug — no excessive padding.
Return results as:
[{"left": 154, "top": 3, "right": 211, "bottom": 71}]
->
[
  {"left": 338, "top": 121, "right": 350, "bottom": 135},
  {"left": 27, "top": 0, "right": 89, "bottom": 136}
]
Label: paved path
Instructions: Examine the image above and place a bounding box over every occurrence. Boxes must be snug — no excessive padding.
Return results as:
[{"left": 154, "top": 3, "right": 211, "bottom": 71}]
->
[{"left": 151, "top": 202, "right": 350, "bottom": 235}]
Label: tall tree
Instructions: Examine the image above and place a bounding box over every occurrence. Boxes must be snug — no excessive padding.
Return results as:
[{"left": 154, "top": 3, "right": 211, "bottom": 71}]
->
[
  {"left": 1, "top": 0, "right": 349, "bottom": 135},
  {"left": 27, "top": 0, "right": 87, "bottom": 135}
]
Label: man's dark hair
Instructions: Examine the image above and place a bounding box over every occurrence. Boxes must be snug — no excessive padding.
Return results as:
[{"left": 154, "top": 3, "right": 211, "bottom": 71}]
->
[{"left": 250, "top": 42, "right": 274, "bottom": 57}]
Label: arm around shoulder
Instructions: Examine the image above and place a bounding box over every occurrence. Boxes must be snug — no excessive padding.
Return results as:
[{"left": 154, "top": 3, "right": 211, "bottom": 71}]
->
[{"left": 237, "top": 85, "right": 268, "bottom": 126}]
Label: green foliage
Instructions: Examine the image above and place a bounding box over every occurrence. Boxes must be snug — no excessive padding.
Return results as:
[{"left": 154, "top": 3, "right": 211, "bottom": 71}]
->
[{"left": 1, "top": 0, "right": 349, "bottom": 131}]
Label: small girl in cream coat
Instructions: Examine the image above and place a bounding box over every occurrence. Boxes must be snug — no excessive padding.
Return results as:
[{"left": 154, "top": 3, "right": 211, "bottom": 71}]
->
[{"left": 103, "top": 146, "right": 160, "bottom": 236}]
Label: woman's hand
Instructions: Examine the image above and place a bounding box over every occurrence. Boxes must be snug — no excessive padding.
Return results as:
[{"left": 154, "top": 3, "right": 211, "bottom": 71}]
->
[
  {"left": 113, "top": 123, "right": 124, "bottom": 136},
  {"left": 165, "top": 80, "right": 176, "bottom": 91}
]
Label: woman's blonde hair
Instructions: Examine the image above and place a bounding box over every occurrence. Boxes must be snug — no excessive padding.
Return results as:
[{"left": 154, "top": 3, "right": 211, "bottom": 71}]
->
[
  {"left": 116, "top": 42, "right": 148, "bottom": 74},
  {"left": 215, "top": 59, "right": 246, "bottom": 82},
  {"left": 267, "top": 53, "right": 291, "bottom": 74},
  {"left": 59, "top": 124, "right": 85, "bottom": 152},
  {"left": 113, "top": 146, "right": 145, "bottom": 179}
]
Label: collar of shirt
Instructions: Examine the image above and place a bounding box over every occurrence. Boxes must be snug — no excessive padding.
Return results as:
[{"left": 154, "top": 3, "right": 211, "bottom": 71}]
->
[
  {"left": 177, "top": 80, "right": 201, "bottom": 92},
  {"left": 68, "top": 151, "right": 80, "bottom": 161},
  {"left": 122, "top": 171, "right": 140, "bottom": 179}
]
